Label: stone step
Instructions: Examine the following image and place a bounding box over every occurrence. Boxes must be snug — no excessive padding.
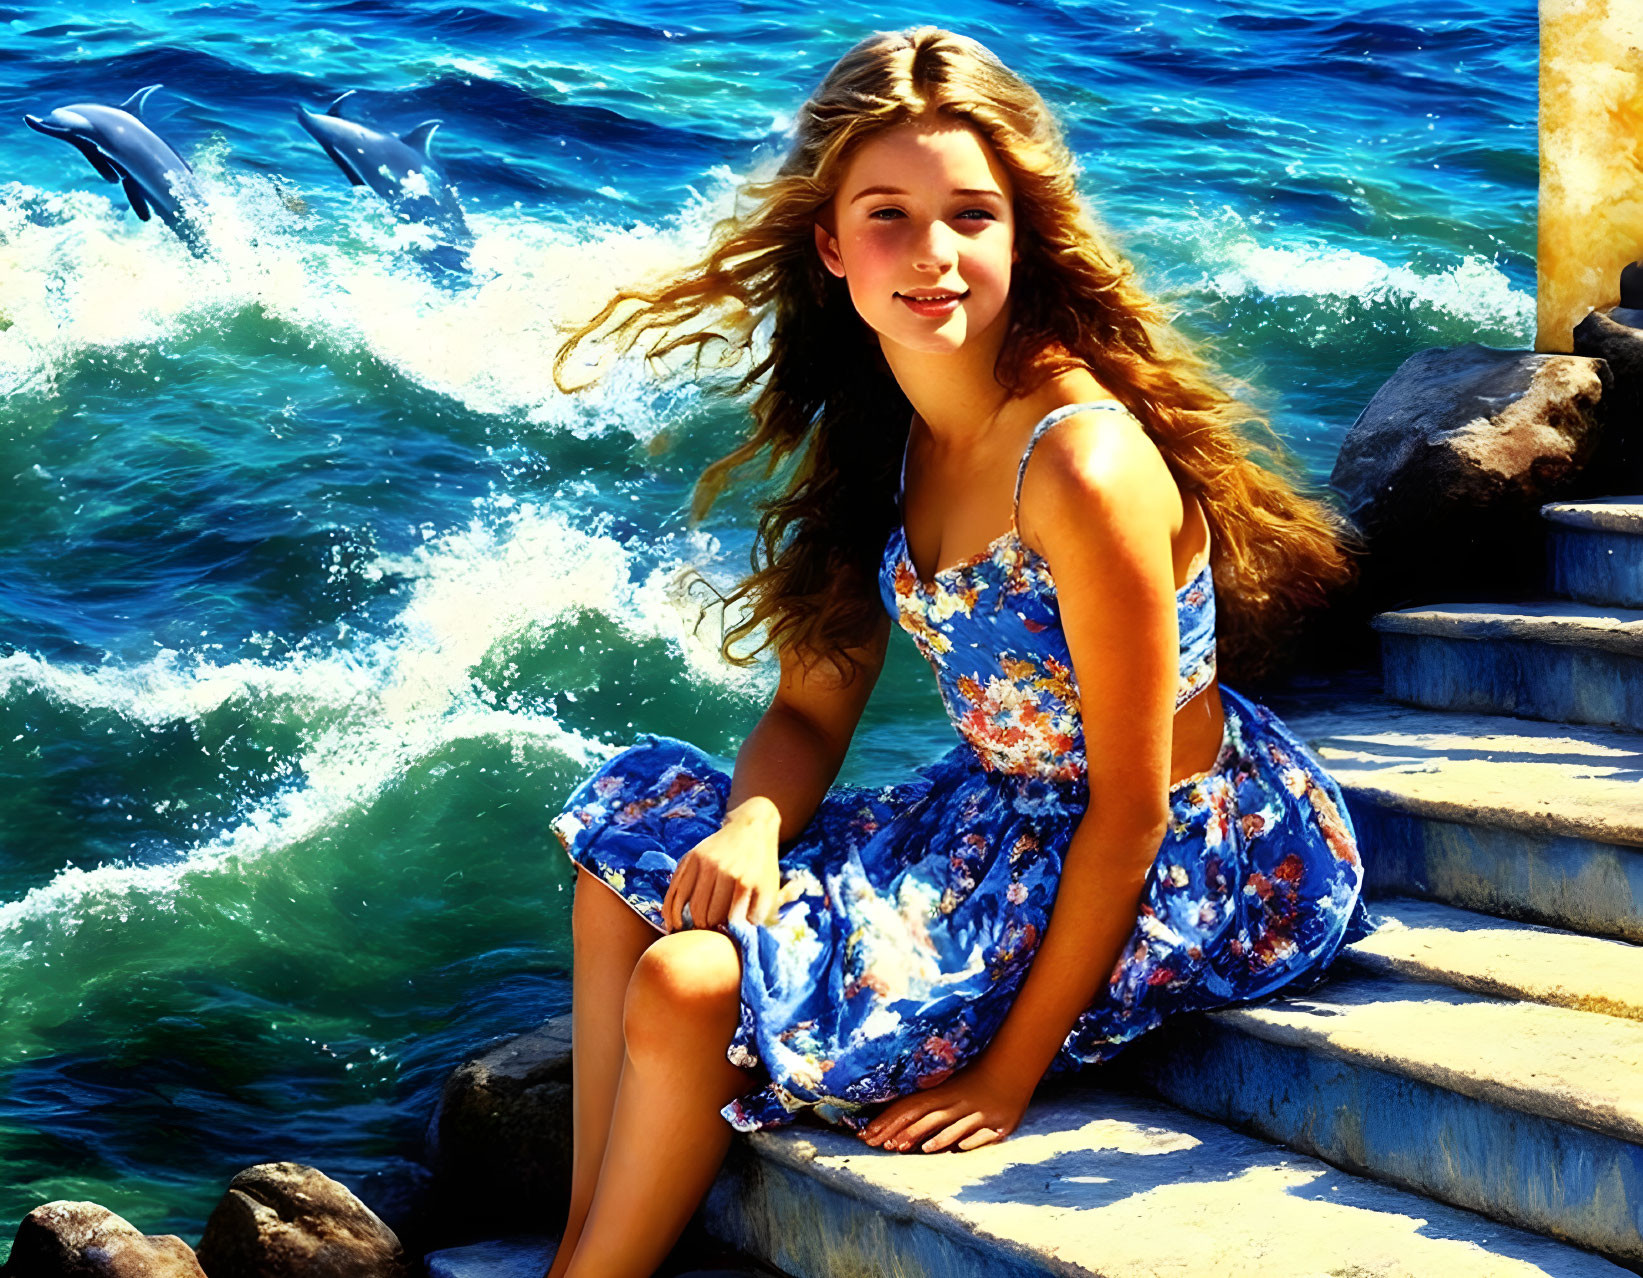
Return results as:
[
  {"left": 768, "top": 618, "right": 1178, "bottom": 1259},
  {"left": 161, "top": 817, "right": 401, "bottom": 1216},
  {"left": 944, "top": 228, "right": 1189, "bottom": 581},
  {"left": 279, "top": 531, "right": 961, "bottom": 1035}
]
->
[
  {"left": 706, "top": 1087, "right": 1628, "bottom": 1278},
  {"left": 425, "top": 1236, "right": 555, "bottom": 1277},
  {"left": 1283, "top": 698, "right": 1643, "bottom": 942},
  {"left": 1349, "top": 897, "right": 1643, "bottom": 1021},
  {"left": 1374, "top": 601, "right": 1643, "bottom": 731},
  {"left": 426, "top": 1014, "right": 1632, "bottom": 1278},
  {"left": 1544, "top": 498, "right": 1643, "bottom": 609},
  {"left": 1138, "top": 976, "right": 1643, "bottom": 1265},
  {"left": 423, "top": 1235, "right": 768, "bottom": 1277}
]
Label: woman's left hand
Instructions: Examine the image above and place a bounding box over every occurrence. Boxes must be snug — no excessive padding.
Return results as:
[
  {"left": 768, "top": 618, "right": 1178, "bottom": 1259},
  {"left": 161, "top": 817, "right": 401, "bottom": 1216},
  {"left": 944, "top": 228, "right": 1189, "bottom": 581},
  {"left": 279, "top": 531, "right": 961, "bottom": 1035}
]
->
[{"left": 859, "top": 1059, "right": 1033, "bottom": 1154}]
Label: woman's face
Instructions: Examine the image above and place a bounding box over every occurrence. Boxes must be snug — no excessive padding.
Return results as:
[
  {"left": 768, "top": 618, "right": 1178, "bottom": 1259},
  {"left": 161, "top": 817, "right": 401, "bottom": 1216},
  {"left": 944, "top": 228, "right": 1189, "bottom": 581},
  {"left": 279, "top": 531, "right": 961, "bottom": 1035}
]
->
[{"left": 815, "top": 118, "right": 1017, "bottom": 357}]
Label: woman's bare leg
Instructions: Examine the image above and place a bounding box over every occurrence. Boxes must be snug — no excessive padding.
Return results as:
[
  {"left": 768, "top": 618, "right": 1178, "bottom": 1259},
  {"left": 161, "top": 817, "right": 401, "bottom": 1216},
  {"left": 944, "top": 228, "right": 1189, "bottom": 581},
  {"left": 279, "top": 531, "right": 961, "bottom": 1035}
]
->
[
  {"left": 544, "top": 865, "right": 661, "bottom": 1278},
  {"left": 561, "top": 928, "right": 750, "bottom": 1278}
]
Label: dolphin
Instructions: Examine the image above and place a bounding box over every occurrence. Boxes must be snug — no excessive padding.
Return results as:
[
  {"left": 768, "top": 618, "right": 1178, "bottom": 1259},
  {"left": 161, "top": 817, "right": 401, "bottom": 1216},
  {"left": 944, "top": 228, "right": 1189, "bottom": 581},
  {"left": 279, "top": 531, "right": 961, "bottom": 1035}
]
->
[
  {"left": 295, "top": 91, "right": 472, "bottom": 268},
  {"left": 24, "top": 85, "right": 205, "bottom": 253}
]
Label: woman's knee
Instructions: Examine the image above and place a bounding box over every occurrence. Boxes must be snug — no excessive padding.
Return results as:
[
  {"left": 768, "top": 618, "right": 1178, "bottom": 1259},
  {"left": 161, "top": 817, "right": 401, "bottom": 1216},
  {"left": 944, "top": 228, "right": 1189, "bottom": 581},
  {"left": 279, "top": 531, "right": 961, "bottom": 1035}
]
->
[{"left": 621, "top": 930, "right": 743, "bottom": 1066}]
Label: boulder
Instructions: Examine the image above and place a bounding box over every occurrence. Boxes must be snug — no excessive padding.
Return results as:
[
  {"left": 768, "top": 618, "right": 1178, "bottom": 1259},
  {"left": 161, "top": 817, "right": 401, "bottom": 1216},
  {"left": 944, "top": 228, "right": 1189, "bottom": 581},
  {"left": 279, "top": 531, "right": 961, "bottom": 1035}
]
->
[
  {"left": 1329, "top": 342, "right": 1609, "bottom": 607},
  {"left": 423, "top": 1016, "right": 574, "bottom": 1237},
  {"left": 193, "top": 1163, "right": 407, "bottom": 1278},
  {"left": 2, "top": 1201, "right": 205, "bottom": 1277},
  {"left": 1573, "top": 308, "right": 1643, "bottom": 486},
  {"left": 1619, "top": 259, "right": 1643, "bottom": 310}
]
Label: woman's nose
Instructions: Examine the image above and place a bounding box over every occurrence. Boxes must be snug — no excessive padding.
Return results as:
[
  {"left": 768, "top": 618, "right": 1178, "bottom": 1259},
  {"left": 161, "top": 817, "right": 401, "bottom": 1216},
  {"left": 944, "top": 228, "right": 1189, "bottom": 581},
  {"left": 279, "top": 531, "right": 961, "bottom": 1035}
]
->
[{"left": 912, "top": 220, "right": 957, "bottom": 272}]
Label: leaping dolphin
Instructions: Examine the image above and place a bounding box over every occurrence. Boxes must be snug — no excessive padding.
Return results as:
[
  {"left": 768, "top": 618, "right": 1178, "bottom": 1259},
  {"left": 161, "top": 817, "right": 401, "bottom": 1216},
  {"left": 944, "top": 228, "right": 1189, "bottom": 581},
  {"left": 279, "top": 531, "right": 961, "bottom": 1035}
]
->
[
  {"left": 296, "top": 91, "right": 472, "bottom": 268},
  {"left": 24, "top": 85, "right": 205, "bottom": 254}
]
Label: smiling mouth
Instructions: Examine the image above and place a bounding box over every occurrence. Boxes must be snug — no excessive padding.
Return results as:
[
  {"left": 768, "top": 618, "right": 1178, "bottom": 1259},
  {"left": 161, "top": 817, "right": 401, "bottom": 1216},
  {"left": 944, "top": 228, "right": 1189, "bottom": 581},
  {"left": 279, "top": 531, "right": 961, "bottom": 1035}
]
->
[{"left": 896, "top": 289, "right": 969, "bottom": 303}]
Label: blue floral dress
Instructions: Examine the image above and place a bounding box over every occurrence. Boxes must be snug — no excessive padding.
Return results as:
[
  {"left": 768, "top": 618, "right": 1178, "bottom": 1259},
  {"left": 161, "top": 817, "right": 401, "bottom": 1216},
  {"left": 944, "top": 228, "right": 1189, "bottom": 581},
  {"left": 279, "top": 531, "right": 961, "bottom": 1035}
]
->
[{"left": 552, "top": 402, "right": 1367, "bottom": 1134}]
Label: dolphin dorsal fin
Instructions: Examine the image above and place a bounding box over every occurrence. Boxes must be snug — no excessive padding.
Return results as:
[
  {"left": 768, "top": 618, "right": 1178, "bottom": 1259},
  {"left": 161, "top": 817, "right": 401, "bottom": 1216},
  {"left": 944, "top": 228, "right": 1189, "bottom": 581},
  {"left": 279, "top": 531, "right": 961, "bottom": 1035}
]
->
[
  {"left": 326, "top": 90, "right": 357, "bottom": 118},
  {"left": 120, "top": 84, "right": 163, "bottom": 119},
  {"left": 401, "top": 120, "right": 441, "bottom": 158}
]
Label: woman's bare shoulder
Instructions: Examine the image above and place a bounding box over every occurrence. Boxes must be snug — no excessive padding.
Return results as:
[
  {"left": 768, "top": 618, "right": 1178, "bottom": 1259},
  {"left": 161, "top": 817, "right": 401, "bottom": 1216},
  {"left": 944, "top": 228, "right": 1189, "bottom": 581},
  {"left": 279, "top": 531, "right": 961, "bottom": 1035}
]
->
[
  {"left": 1030, "top": 403, "right": 1167, "bottom": 492},
  {"left": 1019, "top": 404, "right": 1179, "bottom": 548}
]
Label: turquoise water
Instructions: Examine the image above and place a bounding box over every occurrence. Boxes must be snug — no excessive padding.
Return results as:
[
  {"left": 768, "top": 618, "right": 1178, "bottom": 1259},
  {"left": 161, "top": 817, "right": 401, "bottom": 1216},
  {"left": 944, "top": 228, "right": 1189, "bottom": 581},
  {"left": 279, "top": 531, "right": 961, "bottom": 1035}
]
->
[{"left": 0, "top": 0, "right": 1534, "bottom": 1251}]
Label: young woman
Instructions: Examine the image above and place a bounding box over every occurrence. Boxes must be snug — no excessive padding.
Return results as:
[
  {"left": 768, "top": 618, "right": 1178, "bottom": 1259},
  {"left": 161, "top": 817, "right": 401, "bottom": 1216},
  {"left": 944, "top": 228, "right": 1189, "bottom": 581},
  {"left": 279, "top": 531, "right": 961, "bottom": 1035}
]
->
[{"left": 545, "top": 27, "right": 1367, "bottom": 1278}]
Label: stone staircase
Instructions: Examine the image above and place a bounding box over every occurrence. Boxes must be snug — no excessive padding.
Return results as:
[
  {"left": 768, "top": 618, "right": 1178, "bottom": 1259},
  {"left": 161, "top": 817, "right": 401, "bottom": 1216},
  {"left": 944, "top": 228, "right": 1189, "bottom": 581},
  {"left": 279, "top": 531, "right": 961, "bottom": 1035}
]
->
[
  {"left": 427, "top": 499, "right": 1643, "bottom": 1278},
  {"left": 1139, "top": 497, "right": 1643, "bottom": 1271}
]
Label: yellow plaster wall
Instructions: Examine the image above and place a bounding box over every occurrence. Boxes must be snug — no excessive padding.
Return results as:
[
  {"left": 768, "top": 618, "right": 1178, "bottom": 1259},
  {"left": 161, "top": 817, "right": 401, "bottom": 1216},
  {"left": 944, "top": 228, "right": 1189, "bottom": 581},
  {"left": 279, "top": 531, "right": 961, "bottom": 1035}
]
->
[{"left": 1539, "top": 0, "right": 1643, "bottom": 352}]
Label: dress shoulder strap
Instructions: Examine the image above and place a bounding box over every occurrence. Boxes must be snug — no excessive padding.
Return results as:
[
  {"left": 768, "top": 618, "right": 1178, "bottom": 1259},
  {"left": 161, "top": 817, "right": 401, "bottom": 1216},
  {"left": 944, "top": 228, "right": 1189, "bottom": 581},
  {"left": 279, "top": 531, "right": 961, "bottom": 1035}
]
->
[{"left": 1011, "top": 401, "right": 1132, "bottom": 525}]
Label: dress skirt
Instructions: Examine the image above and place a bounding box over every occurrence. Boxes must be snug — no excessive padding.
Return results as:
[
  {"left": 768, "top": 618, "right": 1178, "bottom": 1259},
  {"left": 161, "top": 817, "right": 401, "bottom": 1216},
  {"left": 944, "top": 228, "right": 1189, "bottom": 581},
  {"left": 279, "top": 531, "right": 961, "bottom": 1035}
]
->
[{"left": 550, "top": 685, "right": 1367, "bottom": 1133}]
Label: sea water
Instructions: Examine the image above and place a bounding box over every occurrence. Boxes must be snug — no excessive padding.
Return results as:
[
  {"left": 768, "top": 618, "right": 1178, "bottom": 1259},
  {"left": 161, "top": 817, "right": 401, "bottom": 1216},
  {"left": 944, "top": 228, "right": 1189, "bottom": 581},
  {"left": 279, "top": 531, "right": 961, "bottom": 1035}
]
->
[{"left": 0, "top": 0, "right": 1534, "bottom": 1251}]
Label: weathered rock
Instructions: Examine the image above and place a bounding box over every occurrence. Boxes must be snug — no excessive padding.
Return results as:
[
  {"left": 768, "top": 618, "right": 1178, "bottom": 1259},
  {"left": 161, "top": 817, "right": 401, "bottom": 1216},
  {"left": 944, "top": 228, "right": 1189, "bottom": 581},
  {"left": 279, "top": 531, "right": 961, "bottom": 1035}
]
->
[
  {"left": 193, "top": 1163, "right": 407, "bottom": 1278},
  {"left": 1330, "top": 342, "right": 1609, "bottom": 607},
  {"left": 1573, "top": 309, "right": 1643, "bottom": 486},
  {"left": 423, "top": 1016, "right": 574, "bottom": 1235},
  {"left": 2, "top": 1201, "right": 205, "bottom": 1277},
  {"left": 1621, "top": 261, "right": 1643, "bottom": 308}
]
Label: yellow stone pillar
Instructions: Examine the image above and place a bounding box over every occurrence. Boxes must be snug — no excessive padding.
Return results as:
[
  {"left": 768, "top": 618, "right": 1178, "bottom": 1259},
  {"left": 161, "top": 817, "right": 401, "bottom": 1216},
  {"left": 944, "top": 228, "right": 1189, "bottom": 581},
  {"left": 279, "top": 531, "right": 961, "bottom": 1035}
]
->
[{"left": 1538, "top": 0, "right": 1643, "bottom": 352}]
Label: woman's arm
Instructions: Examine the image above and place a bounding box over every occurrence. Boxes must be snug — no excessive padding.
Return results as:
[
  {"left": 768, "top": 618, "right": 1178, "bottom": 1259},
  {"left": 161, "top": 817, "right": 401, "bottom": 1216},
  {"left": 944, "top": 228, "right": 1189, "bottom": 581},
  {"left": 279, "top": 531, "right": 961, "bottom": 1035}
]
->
[
  {"left": 728, "top": 614, "right": 892, "bottom": 842},
  {"left": 973, "top": 413, "right": 1180, "bottom": 1087},
  {"left": 662, "top": 610, "right": 892, "bottom": 932},
  {"left": 862, "top": 409, "right": 1182, "bottom": 1152}
]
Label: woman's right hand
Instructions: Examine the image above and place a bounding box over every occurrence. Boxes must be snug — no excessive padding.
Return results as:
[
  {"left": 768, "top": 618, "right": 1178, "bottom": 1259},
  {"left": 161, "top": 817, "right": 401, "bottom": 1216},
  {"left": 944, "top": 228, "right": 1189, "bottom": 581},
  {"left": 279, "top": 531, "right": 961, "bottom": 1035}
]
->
[{"left": 662, "top": 796, "right": 783, "bottom": 932}]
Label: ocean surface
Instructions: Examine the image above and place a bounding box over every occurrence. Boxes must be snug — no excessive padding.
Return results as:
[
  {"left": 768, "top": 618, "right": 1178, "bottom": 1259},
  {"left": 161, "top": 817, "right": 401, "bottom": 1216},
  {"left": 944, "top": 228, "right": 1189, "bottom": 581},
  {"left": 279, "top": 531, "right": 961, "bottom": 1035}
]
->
[{"left": 0, "top": 0, "right": 1534, "bottom": 1252}]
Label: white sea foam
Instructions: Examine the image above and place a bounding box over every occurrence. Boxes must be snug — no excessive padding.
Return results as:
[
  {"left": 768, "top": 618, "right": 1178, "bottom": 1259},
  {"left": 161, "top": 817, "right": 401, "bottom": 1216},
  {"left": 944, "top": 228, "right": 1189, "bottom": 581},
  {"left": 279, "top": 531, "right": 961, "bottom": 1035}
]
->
[
  {"left": 1144, "top": 207, "right": 1535, "bottom": 337},
  {"left": 444, "top": 55, "right": 502, "bottom": 81},
  {"left": 0, "top": 156, "right": 751, "bottom": 437},
  {"left": 0, "top": 501, "right": 768, "bottom": 952}
]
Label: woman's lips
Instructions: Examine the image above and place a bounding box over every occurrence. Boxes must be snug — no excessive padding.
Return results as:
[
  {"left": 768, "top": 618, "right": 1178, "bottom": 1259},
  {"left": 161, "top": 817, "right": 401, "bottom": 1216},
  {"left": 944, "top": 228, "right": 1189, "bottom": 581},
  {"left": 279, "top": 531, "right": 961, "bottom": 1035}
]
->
[{"left": 896, "top": 289, "right": 968, "bottom": 318}]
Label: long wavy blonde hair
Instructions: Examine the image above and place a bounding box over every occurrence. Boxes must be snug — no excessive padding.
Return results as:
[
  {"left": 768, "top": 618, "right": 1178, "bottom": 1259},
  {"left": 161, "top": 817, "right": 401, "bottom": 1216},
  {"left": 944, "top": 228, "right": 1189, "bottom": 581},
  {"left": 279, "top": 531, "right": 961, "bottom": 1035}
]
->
[{"left": 555, "top": 26, "right": 1355, "bottom": 681}]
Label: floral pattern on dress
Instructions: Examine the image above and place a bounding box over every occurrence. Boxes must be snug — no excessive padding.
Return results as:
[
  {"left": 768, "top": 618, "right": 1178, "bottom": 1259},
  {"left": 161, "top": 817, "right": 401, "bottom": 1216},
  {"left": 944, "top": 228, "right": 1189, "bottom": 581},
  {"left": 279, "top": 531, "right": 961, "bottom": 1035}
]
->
[
  {"left": 1175, "top": 572, "right": 1218, "bottom": 707},
  {"left": 887, "top": 524, "right": 1219, "bottom": 774},
  {"left": 551, "top": 506, "right": 1368, "bottom": 1135}
]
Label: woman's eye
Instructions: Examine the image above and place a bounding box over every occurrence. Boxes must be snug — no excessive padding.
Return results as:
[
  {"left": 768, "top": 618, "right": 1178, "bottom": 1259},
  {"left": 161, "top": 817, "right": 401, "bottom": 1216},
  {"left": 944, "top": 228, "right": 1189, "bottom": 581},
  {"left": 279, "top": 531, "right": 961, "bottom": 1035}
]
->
[
  {"left": 867, "top": 207, "right": 905, "bottom": 220},
  {"left": 956, "top": 208, "right": 997, "bottom": 221}
]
